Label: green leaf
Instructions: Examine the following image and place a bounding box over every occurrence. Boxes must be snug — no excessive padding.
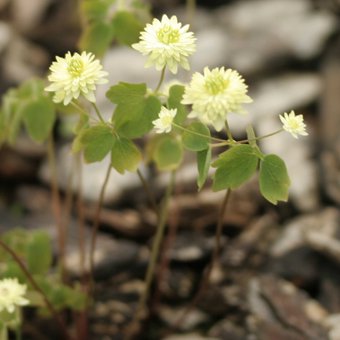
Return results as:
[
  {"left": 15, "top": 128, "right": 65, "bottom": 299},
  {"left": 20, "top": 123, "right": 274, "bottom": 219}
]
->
[
  {"left": 111, "top": 137, "right": 141, "bottom": 174},
  {"left": 197, "top": 147, "right": 211, "bottom": 190},
  {"left": 79, "top": 21, "right": 114, "bottom": 57},
  {"left": 81, "top": 0, "right": 114, "bottom": 21},
  {"left": 182, "top": 122, "right": 210, "bottom": 151},
  {"left": 26, "top": 231, "right": 52, "bottom": 275},
  {"left": 112, "top": 11, "right": 144, "bottom": 46},
  {"left": 80, "top": 124, "right": 115, "bottom": 162},
  {"left": 22, "top": 97, "right": 56, "bottom": 142},
  {"left": 1, "top": 89, "right": 24, "bottom": 144},
  {"left": 259, "top": 154, "right": 291, "bottom": 204},
  {"left": 107, "top": 82, "right": 161, "bottom": 138},
  {"left": 212, "top": 144, "right": 259, "bottom": 191},
  {"left": 168, "top": 85, "right": 188, "bottom": 124},
  {"left": 153, "top": 135, "right": 183, "bottom": 171}
]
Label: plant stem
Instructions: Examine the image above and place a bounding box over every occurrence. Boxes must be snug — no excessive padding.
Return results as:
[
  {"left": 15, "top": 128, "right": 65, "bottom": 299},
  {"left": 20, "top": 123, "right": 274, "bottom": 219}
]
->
[
  {"left": 91, "top": 103, "right": 105, "bottom": 123},
  {"left": 70, "top": 101, "right": 89, "bottom": 116},
  {"left": 225, "top": 119, "right": 234, "bottom": 142},
  {"left": 15, "top": 326, "right": 22, "bottom": 340},
  {"left": 47, "top": 135, "right": 66, "bottom": 281},
  {"left": 172, "top": 189, "right": 231, "bottom": 330},
  {"left": 0, "top": 240, "right": 72, "bottom": 340},
  {"left": 186, "top": 0, "right": 196, "bottom": 26},
  {"left": 125, "top": 171, "right": 176, "bottom": 339},
  {"left": 76, "top": 155, "right": 86, "bottom": 280},
  {"left": 89, "top": 163, "right": 112, "bottom": 286},
  {"left": 1, "top": 325, "right": 8, "bottom": 340},
  {"left": 155, "top": 67, "right": 166, "bottom": 94},
  {"left": 137, "top": 168, "right": 158, "bottom": 214}
]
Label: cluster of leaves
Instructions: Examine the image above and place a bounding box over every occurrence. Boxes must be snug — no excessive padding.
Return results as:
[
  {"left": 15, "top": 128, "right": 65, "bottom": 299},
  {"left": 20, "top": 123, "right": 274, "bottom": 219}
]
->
[
  {"left": 79, "top": 0, "right": 151, "bottom": 56},
  {"left": 0, "top": 229, "right": 86, "bottom": 312},
  {"left": 72, "top": 80, "right": 290, "bottom": 204}
]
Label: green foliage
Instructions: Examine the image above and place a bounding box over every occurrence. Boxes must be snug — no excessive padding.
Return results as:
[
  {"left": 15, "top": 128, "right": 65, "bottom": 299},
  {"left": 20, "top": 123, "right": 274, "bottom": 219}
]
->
[
  {"left": 107, "top": 82, "right": 161, "bottom": 138},
  {"left": 111, "top": 137, "right": 141, "bottom": 173},
  {"left": 22, "top": 97, "right": 56, "bottom": 142},
  {"left": 147, "top": 134, "right": 183, "bottom": 171},
  {"left": 112, "top": 11, "right": 144, "bottom": 45},
  {"left": 212, "top": 144, "right": 259, "bottom": 191},
  {"left": 197, "top": 147, "right": 211, "bottom": 190},
  {"left": 182, "top": 122, "right": 210, "bottom": 151},
  {"left": 79, "top": 0, "right": 149, "bottom": 55},
  {"left": 80, "top": 124, "right": 115, "bottom": 162},
  {"left": 168, "top": 85, "right": 188, "bottom": 124},
  {"left": 0, "top": 78, "right": 55, "bottom": 145},
  {"left": 259, "top": 154, "right": 290, "bottom": 204},
  {"left": 26, "top": 231, "right": 52, "bottom": 276},
  {"left": 79, "top": 21, "right": 114, "bottom": 57},
  {"left": 0, "top": 229, "right": 87, "bottom": 312}
]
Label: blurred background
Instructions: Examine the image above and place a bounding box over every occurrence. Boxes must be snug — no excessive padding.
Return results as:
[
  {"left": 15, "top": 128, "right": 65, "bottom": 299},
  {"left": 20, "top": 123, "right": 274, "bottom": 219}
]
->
[{"left": 0, "top": 0, "right": 340, "bottom": 339}]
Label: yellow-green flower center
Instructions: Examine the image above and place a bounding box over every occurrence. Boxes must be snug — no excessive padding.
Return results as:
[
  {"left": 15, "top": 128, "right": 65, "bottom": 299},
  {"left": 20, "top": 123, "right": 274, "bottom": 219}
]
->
[
  {"left": 161, "top": 115, "right": 173, "bottom": 126},
  {"left": 157, "top": 25, "right": 180, "bottom": 44},
  {"left": 204, "top": 73, "right": 229, "bottom": 95},
  {"left": 67, "top": 58, "right": 84, "bottom": 77}
]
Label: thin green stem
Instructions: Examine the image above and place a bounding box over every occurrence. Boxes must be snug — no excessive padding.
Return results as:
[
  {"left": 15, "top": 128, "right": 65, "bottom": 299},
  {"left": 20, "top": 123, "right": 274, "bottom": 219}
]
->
[
  {"left": 210, "top": 128, "right": 284, "bottom": 148},
  {"left": 1, "top": 325, "right": 8, "bottom": 340},
  {"left": 224, "top": 119, "right": 234, "bottom": 142},
  {"left": 172, "top": 122, "right": 228, "bottom": 143},
  {"left": 76, "top": 155, "right": 86, "bottom": 280},
  {"left": 15, "top": 326, "right": 22, "bottom": 340},
  {"left": 125, "top": 171, "right": 176, "bottom": 339},
  {"left": 91, "top": 103, "right": 105, "bottom": 123},
  {"left": 0, "top": 240, "right": 72, "bottom": 340},
  {"left": 245, "top": 128, "right": 283, "bottom": 142},
  {"left": 70, "top": 101, "right": 89, "bottom": 116},
  {"left": 155, "top": 67, "right": 166, "bottom": 94},
  {"left": 137, "top": 169, "right": 158, "bottom": 214},
  {"left": 47, "top": 135, "right": 65, "bottom": 281},
  {"left": 89, "top": 163, "right": 112, "bottom": 287}
]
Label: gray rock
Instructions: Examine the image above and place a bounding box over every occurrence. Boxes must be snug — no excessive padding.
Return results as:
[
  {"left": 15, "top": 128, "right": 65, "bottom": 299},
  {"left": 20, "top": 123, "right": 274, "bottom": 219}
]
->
[
  {"left": 0, "top": 22, "right": 11, "bottom": 53},
  {"left": 270, "top": 207, "right": 340, "bottom": 257},
  {"left": 159, "top": 305, "right": 209, "bottom": 331},
  {"left": 2, "top": 34, "right": 48, "bottom": 82},
  {"left": 39, "top": 143, "right": 144, "bottom": 203},
  {"left": 64, "top": 226, "right": 140, "bottom": 279},
  {"left": 12, "top": 0, "right": 51, "bottom": 32},
  {"left": 320, "top": 58, "right": 340, "bottom": 204},
  {"left": 248, "top": 275, "right": 329, "bottom": 339},
  {"left": 215, "top": 0, "right": 337, "bottom": 74}
]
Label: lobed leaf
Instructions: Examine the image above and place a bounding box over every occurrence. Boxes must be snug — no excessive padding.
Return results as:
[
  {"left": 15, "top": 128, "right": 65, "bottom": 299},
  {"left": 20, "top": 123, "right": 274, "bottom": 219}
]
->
[
  {"left": 182, "top": 121, "right": 210, "bottom": 151},
  {"left": 112, "top": 11, "right": 144, "bottom": 46},
  {"left": 259, "top": 154, "right": 291, "bottom": 204},
  {"left": 107, "top": 82, "right": 161, "bottom": 138},
  {"left": 168, "top": 85, "right": 188, "bottom": 124},
  {"left": 22, "top": 97, "right": 56, "bottom": 142},
  {"left": 80, "top": 124, "right": 115, "bottom": 163},
  {"left": 212, "top": 144, "right": 259, "bottom": 191},
  {"left": 111, "top": 137, "right": 141, "bottom": 174}
]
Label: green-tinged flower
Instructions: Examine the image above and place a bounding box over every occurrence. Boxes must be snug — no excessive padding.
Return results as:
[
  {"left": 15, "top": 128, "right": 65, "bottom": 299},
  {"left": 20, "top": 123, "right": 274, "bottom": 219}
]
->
[
  {"left": 182, "top": 67, "right": 252, "bottom": 131},
  {"left": 0, "top": 278, "right": 29, "bottom": 314},
  {"left": 45, "top": 51, "right": 108, "bottom": 105},
  {"left": 132, "top": 14, "right": 196, "bottom": 74},
  {"left": 153, "top": 106, "right": 177, "bottom": 133},
  {"left": 279, "top": 110, "right": 308, "bottom": 139}
]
